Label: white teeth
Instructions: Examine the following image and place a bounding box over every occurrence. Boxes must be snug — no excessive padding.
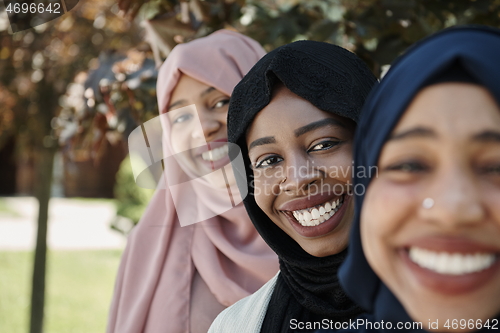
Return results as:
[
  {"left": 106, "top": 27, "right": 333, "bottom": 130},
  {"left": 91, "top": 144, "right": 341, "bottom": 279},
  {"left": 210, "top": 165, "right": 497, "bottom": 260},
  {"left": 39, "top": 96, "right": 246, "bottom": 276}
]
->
[
  {"left": 201, "top": 144, "right": 228, "bottom": 161},
  {"left": 290, "top": 196, "right": 345, "bottom": 227},
  {"left": 303, "top": 211, "right": 312, "bottom": 225},
  {"left": 409, "top": 247, "right": 496, "bottom": 275}
]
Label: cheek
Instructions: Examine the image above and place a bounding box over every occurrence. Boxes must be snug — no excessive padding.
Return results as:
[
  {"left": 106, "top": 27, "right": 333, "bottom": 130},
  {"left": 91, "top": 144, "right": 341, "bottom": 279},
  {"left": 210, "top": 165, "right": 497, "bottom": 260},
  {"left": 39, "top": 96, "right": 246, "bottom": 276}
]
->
[
  {"left": 318, "top": 148, "right": 353, "bottom": 183},
  {"left": 360, "top": 184, "right": 386, "bottom": 272},
  {"left": 253, "top": 173, "right": 279, "bottom": 214},
  {"left": 484, "top": 184, "right": 500, "bottom": 228},
  {"left": 217, "top": 106, "right": 229, "bottom": 123},
  {"left": 361, "top": 179, "right": 418, "bottom": 272},
  {"left": 170, "top": 128, "right": 188, "bottom": 153}
]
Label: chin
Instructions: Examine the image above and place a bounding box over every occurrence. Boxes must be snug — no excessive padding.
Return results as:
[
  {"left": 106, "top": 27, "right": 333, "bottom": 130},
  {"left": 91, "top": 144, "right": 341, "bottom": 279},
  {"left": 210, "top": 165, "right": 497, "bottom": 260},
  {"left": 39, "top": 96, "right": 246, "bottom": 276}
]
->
[
  {"left": 306, "top": 247, "right": 342, "bottom": 258},
  {"left": 301, "top": 236, "right": 348, "bottom": 258},
  {"left": 203, "top": 167, "right": 237, "bottom": 189},
  {"left": 397, "top": 286, "right": 500, "bottom": 332},
  {"left": 206, "top": 176, "right": 233, "bottom": 188}
]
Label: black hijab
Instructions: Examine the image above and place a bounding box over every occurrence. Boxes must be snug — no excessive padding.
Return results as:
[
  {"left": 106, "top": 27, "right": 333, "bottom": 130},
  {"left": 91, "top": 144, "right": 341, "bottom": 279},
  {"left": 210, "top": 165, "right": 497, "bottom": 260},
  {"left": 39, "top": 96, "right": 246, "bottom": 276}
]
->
[
  {"left": 336, "top": 26, "right": 500, "bottom": 333},
  {"left": 227, "top": 40, "right": 377, "bottom": 332}
]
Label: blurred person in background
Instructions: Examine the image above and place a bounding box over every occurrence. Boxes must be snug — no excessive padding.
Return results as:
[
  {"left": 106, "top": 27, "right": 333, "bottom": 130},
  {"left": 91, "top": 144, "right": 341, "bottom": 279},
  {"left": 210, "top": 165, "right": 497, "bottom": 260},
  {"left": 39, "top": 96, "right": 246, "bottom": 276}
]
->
[{"left": 107, "top": 30, "right": 279, "bottom": 333}]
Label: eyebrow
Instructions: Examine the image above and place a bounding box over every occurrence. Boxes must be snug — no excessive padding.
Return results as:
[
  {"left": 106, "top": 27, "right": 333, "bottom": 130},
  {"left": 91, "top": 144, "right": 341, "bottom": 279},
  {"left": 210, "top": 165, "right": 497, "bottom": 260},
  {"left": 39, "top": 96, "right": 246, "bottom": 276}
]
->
[
  {"left": 167, "top": 87, "right": 217, "bottom": 111},
  {"left": 167, "top": 100, "right": 185, "bottom": 111},
  {"left": 472, "top": 130, "right": 500, "bottom": 142},
  {"left": 248, "top": 118, "right": 346, "bottom": 151},
  {"left": 248, "top": 136, "right": 277, "bottom": 151},
  {"left": 201, "top": 86, "right": 216, "bottom": 97},
  {"left": 293, "top": 118, "right": 346, "bottom": 137},
  {"left": 389, "top": 126, "right": 437, "bottom": 141}
]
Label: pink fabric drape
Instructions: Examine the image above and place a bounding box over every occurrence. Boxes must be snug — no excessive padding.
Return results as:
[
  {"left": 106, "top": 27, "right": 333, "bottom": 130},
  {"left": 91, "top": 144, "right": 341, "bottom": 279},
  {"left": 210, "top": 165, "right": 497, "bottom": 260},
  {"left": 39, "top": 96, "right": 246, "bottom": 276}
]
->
[{"left": 107, "top": 30, "right": 279, "bottom": 333}]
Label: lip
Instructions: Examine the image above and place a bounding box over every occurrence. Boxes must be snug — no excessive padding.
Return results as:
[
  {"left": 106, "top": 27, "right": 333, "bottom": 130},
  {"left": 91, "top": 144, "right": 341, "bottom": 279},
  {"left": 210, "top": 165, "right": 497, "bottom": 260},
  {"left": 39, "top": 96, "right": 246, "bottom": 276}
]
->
[
  {"left": 197, "top": 154, "right": 231, "bottom": 171},
  {"left": 400, "top": 237, "right": 500, "bottom": 295},
  {"left": 192, "top": 139, "right": 230, "bottom": 171},
  {"left": 404, "top": 236, "right": 500, "bottom": 254},
  {"left": 193, "top": 138, "right": 228, "bottom": 156},
  {"left": 280, "top": 193, "right": 352, "bottom": 238},
  {"left": 278, "top": 192, "right": 344, "bottom": 212}
]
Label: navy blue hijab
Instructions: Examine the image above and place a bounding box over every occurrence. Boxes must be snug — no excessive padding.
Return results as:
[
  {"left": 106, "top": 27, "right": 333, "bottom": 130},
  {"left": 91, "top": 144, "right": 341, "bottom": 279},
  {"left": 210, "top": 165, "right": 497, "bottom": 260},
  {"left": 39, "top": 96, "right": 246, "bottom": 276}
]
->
[{"left": 334, "top": 26, "right": 500, "bottom": 332}]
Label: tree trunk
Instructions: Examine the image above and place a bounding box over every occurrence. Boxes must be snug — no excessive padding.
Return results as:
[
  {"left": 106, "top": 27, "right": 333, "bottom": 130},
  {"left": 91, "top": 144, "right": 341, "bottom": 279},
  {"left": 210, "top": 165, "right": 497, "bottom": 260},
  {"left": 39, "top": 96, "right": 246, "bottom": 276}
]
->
[{"left": 29, "top": 144, "right": 56, "bottom": 333}]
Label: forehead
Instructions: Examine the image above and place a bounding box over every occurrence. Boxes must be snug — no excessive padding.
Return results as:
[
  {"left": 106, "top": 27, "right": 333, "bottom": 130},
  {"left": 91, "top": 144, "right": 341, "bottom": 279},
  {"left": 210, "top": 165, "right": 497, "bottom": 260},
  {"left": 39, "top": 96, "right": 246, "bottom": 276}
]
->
[
  {"left": 246, "top": 86, "right": 336, "bottom": 140},
  {"left": 171, "top": 74, "right": 210, "bottom": 98},
  {"left": 394, "top": 83, "right": 500, "bottom": 136}
]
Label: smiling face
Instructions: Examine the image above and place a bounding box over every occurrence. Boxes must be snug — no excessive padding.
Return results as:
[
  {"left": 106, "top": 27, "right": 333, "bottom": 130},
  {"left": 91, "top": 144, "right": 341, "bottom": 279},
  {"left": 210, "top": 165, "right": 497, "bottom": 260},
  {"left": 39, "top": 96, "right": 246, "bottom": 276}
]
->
[
  {"left": 167, "top": 74, "right": 235, "bottom": 188},
  {"left": 361, "top": 83, "right": 500, "bottom": 331},
  {"left": 246, "top": 85, "right": 355, "bottom": 257}
]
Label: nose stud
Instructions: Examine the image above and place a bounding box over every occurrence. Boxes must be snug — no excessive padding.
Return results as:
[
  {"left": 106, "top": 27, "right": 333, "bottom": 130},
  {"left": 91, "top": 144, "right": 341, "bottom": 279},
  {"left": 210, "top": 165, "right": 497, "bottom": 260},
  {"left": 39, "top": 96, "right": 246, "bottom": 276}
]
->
[
  {"left": 280, "top": 177, "right": 287, "bottom": 184},
  {"left": 422, "top": 198, "right": 434, "bottom": 209}
]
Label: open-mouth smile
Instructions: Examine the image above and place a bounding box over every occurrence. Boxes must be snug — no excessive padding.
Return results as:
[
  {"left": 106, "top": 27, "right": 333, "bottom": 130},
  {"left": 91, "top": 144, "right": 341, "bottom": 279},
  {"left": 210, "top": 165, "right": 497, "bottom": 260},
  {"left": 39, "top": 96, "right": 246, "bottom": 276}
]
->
[
  {"left": 409, "top": 247, "right": 497, "bottom": 275},
  {"left": 192, "top": 140, "right": 231, "bottom": 171},
  {"left": 201, "top": 144, "right": 228, "bottom": 162},
  {"left": 400, "top": 237, "right": 500, "bottom": 294},
  {"left": 290, "top": 196, "right": 345, "bottom": 227},
  {"left": 279, "top": 193, "right": 350, "bottom": 238}
]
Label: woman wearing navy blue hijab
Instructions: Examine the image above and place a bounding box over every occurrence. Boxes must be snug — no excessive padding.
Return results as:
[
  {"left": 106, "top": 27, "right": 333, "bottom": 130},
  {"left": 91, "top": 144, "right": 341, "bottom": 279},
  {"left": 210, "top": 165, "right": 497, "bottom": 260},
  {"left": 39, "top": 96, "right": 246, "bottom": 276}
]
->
[{"left": 321, "top": 26, "right": 500, "bottom": 333}]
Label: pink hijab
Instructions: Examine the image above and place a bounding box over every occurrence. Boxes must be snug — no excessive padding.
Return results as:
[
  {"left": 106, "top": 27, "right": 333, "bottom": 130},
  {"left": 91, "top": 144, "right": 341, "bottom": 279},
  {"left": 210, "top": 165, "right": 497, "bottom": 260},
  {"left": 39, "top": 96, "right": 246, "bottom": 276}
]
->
[{"left": 107, "top": 30, "right": 279, "bottom": 333}]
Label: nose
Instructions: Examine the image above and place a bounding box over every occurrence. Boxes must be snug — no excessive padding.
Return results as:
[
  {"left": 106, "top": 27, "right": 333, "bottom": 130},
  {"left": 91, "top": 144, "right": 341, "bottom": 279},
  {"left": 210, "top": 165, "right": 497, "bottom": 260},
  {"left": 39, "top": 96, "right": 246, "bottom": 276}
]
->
[
  {"left": 191, "top": 108, "right": 223, "bottom": 141},
  {"left": 280, "top": 154, "right": 324, "bottom": 195},
  {"left": 420, "top": 163, "right": 485, "bottom": 228}
]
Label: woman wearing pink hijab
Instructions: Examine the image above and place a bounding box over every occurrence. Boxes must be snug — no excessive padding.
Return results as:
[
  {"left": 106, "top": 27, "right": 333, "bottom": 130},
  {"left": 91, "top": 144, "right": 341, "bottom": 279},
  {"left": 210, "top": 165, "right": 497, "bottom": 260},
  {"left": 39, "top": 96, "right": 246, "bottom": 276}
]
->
[{"left": 107, "top": 30, "right": 279, "bottom": 333}]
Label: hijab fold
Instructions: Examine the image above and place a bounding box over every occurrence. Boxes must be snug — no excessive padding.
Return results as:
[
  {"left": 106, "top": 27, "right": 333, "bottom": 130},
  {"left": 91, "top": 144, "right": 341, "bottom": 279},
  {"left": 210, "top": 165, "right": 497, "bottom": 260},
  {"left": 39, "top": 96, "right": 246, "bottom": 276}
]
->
[
  {"left": 228, "top": 40, "right": 377, "bottom": 332},
  {"left": 338, "top": 25, "right": 500, "bottom": 332},
  {"left": 107, "top": 30, "right": 279, "bottom": 333}
]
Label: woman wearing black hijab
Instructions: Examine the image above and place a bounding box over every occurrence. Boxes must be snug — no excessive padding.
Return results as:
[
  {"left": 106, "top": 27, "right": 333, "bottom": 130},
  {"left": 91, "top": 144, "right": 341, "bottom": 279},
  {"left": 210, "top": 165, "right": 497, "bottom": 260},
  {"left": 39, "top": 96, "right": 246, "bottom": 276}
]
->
[
  {"left": 208, "top": 41, "right": 377, "bottom": 332},
  {"left": 320, "top": 26, "right": 500, "bottom": 333}
]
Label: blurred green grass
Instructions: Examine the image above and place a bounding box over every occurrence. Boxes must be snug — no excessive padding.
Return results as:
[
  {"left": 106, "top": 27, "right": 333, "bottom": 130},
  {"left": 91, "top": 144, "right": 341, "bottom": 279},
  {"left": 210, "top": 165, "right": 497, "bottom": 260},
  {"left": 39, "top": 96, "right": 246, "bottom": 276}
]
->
[{"left": 0, "top": 250, "right": 122, "bottom": 333}]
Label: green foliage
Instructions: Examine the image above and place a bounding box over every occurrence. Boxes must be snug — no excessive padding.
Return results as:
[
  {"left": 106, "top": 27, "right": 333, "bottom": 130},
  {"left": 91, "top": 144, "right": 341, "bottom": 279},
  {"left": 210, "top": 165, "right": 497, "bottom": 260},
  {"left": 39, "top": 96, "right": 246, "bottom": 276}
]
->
[
  {"left": 112, "top": 155, "right": 154, "bottom": 234},
  {"left": 341, "top": 0, "right": 500, "bottom": 73},
  {"left": 0, "top": 0, "right": 142, "bottom": 147},
  {"left": 129, "top": 0, "right": 500, "bottom": 76},
  {"left": 138, "top": 0, "right": 177, "bottom": 20}
]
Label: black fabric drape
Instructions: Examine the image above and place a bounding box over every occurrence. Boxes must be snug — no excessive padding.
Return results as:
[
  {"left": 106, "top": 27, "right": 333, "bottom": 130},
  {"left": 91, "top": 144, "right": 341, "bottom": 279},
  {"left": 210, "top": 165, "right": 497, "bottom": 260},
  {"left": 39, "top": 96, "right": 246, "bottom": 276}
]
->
[
  {"left": 227, "top": 40, "right": 377, "bottom": 332},
  {"left": 261, "top": 250, "right": 363, "bottom": 333}
]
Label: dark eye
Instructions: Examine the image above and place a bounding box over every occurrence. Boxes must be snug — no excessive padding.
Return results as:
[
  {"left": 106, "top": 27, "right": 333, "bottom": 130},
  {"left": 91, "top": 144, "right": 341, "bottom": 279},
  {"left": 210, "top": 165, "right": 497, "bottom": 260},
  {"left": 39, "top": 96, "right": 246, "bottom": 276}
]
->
[
  {"left": 255, "top": 155, "right": 283, "bottom": 169},
  {"left": 173, "top": 113, "right": 192, "bottom": 124},
  {"left": 309, "top": 140, "right": 341, "bottom": 152},
  {"left": 214, "top": 99, "right": 230, "bottom": 109},
  {"left": 385, "top": 161, "right": 429, "bottom": 173},
  {"left": 479, "top": 164, "right": 500, "bottom": 175}
]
